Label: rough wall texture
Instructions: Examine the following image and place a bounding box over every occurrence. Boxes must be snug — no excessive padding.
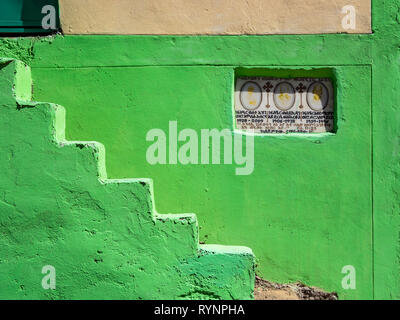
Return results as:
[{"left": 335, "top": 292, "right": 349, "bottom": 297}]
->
[
  {"left": 29, "top": 41, "right": 373, "bottom": 300},
  {"left": 0, "top": 59, "right": 255, "bottom": 299},
  {"left": 59, "top": 0, "right": 371, "bottom": 35},
  {"left": 0, "top": 0, "right": 399, "bottom": 300},
  {"left": 371, "top": 0, "right": 400, "bottom": 300}
]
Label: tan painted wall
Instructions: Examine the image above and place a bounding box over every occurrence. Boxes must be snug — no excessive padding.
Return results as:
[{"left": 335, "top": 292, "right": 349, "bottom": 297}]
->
[{"left": 59, "top": 0, "right": 371, "bottom": 35}]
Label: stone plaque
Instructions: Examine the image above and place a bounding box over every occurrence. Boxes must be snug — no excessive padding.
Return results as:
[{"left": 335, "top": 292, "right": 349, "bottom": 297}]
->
[{"left": 234, "top": 77, "right": 334, "bottom": 134}]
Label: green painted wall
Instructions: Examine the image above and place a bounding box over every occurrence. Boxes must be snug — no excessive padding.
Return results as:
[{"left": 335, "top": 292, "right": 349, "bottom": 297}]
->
[
  {"left": 31, "top": 65, "right": 372, "bottom": 300},
  {"left": 1, "top": 0, "right": 399, "bottom": 300},
  {"left": 0, "top": 59, "right": 254, "bottom": 299}
]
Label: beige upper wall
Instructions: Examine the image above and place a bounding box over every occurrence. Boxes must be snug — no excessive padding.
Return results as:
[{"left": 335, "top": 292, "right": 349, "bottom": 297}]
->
[{"left": 59, "top": 0, "right": 371, "bottom": 35}]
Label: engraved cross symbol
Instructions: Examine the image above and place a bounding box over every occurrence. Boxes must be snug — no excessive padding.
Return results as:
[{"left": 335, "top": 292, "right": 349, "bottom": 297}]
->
[
  {"left": 296, "top": 83, "right": 306, "bottom": 93},
  {"left": 296, "top": 83, "right": 306, "bottom": 109},
  {"left": 263, "top": 82, "right": 273, "bottom": 108},
  {"left": 263, "top": 82, "right": 273, "bottom": 92}
]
